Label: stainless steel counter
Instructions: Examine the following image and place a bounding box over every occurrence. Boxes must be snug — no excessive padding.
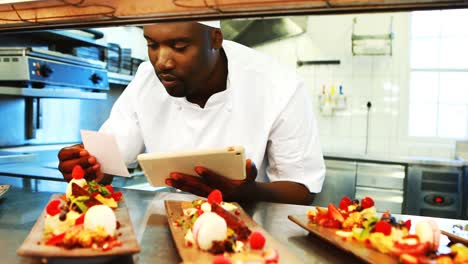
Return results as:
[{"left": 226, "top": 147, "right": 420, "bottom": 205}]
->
[
  {"left": 324, "top": 152, "right": 467, "bottom": 167},
  {"left": 1, "top": 177, "right": 468, "bottom": 264}
]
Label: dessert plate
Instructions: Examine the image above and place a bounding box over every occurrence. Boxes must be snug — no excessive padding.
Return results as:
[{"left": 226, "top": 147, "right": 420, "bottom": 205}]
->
[
  {"left": 17, "top": 194, "right": 140, "bottom": 259},
  {"left": 288, "top": 215, "right": 397, "bottom": 264},
  {"left": 165, "top": 200, "right": 302, "bottom": 264}
]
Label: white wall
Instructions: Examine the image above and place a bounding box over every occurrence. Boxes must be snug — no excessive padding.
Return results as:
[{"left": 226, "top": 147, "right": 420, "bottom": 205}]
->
[
  {"left": 254, "top": 13, "right": 456, "bottom": 159},
  {"left": 96, "top": 26, "right": 148, "bottom": 60}
]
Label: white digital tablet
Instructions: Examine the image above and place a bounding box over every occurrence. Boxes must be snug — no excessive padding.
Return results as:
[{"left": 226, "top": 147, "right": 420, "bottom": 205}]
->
[{"left": 137, "top": 146, "right": 246, "bottom": 187}]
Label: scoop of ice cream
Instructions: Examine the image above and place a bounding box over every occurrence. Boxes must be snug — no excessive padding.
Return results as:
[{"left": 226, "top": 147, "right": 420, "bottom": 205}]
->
[
  {"left": 192, "top": 212, "right": 227, "bottom": 250},
  {"left": 415, "top": 220, "right": 440, "bottom": 250},
  {"left": 65, "top": 178, "right": 87, "bottom": 199},
  {"left": 84, "top": 205, "right": 116, "bottom": 236}
]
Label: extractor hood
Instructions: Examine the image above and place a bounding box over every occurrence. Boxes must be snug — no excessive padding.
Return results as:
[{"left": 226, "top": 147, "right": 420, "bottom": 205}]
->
[{"left": 221, "top": 17, "right": 307, "bottom": 47}]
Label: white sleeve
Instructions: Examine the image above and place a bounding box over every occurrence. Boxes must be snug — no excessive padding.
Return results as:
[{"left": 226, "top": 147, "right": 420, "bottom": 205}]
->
[
  {"left": 99, "top": 81, "right": 145, "bottom": 167},
  {"left": 266, "top": 79, "right": 326, "bottom": 193}
]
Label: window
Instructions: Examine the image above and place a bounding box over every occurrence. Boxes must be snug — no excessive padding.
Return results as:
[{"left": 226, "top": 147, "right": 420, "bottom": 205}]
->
[{"left": 409, "top": 9, "right": 468, "bottom": 139}]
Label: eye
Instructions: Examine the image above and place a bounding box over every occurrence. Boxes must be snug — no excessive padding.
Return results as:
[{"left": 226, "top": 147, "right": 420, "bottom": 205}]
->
[
  {"left": 147, "top": 42, "right": 159, "bottom": 50},
  {"left": 173, "top": 42, "right": 188, "bottom": 52}
]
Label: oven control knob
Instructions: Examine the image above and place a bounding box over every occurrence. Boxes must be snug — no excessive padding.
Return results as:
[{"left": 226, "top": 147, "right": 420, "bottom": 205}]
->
[
  {"left": 39, "top": 64, "right": 53, "bottom": 78},
  {"left": 90, "top": 73, "right": 103, "bottom": 84}
]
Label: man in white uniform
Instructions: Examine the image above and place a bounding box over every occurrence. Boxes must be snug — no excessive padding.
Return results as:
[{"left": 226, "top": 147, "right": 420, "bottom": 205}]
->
[{"left": 58, "top": 21, "right": 325, "bottom": 205}]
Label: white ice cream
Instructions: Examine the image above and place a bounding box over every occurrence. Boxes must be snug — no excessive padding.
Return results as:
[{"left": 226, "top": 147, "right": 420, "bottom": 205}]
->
[
  {"left": 84, "top": 205, "right": 116, "bottom": 236},
  {"left": 192, "top": 212, "right": 227, "bottom": 250}
]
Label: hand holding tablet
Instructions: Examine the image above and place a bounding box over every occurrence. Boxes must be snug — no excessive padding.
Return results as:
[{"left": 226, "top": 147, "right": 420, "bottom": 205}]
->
[{"left": 137, "top": 146, "right": 246, "bottom": 187}]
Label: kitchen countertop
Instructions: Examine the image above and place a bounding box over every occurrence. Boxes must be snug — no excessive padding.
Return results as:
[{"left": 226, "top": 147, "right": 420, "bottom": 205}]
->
[
  {"left": 0, "top": 177, "right": 467, "bottom": 264},
  {"left": 324, "top": 152, "right": 467, "bottom": 167}
]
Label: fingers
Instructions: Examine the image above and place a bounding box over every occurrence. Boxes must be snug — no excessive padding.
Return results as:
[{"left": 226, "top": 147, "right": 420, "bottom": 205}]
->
[
  {"left": 166, "top": 172, "right": 213, "bottom": 197},
  {"left": 58, "top": 156, "right": 97, "bottom": 174},
  {"left": 246, "top": 159, "right": 258, "bottom": 182},
  {"left": 196, "top": 166, "right": 232, "bottom": 188},
  {"left": 58, "top": 145, "right": 88, "bottom": 161}
]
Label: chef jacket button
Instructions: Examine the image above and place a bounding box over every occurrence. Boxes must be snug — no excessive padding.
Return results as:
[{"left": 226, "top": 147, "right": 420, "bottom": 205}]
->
[{"left": 177, "top": 106, "right": 182, "bottom": 110}]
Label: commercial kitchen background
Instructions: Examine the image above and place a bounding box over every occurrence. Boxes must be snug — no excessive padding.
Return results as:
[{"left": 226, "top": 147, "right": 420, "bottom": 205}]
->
[{"left": 0, "top": 10, "right": 467, "bottom": 219}]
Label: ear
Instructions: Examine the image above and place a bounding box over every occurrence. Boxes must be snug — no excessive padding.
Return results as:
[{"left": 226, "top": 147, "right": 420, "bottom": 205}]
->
[{"left": 210, "top": 28, "right": 223, "bottom": 50}]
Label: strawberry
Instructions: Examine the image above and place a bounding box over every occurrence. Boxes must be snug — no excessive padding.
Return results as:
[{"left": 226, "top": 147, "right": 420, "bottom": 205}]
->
[
  {"left": 249, "top": 231, "right": 266, "bottom": 250},
  {"left": 361, "top": 196, "right": 374, "bottom": 209},
  {"left": 212, "top": 255, "right": 231, "bottom": 264},
  {"left": 339, "top": 196, "right": 352, "bottom": 211},
  {"left": 327, "top": 204, "right": 344, "bottom": 223},
  {"left": 374, "top": 220, "right": 392, "bottom": 236},
  {"left": 75, "top": 214, "right": 85, "bottom": 225},
  {"left": 45, "top": 233, "right": 65, "bottom": 245},
  {"left": 111, "top": 191, "right": 122, "bottom": 202},
  {"left": 71, "top": 165, "right": 85, "bottom": 179},
  {"left": 207, "top": 189, "right": 223, "bottom": 204},
  {"left": 322, "top": 219, "right": 341, "bottom": 229},
  {"left": 105, "top": 185, "right": 114, "bottom": 194},
  {"left": 46, "top": 199, "right": 61, "bottom": 216}
]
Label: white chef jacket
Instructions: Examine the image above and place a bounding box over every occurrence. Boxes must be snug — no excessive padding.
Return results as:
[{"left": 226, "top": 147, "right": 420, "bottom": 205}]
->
[{"left": 100, "top": 40, "right": 325, "bottom": 193}]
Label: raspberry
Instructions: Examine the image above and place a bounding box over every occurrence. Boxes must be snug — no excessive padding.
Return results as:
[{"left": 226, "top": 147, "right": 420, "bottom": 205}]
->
[
  {"left": 212, "top": 255, "right": 231, "bottom": 264},
  {"left": 374, "top": 220, "right": 392, "bottom": 236},
  {"left": 404, "top": 219, "right": 412, "bottom": 230},
  {"left": 249, "top": 231, "right": 266, "bottom": 250},
  {"left": 46, "top": 199, "right": 62, "bottom": 216},
  {"left": 71, "top": 165, "right": 85, "bottom": 179},
  {"left": 207, "top": 189, "right": 223, "bottom": 204},
  {"left": 339, "top": 196, "right": 352, "bottom": 211},
  {"left": 361, "top": 196, "right": 375, "bottom": 209}
]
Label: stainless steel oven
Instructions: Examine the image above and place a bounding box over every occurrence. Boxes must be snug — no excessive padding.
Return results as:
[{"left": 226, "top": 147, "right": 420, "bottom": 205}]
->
[{"left": 405, "top": 164, "right": 463, "bottom": 219}]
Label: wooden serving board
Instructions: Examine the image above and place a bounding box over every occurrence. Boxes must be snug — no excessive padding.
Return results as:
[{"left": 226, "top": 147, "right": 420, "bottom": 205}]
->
[
  {"left": 17, "top": 194, "right": 140, "bottom": 258},
  {"left": 288, "top": 215, "right": 398, "bottom": 264},
  {"left": 165, "top": 200, "right": 303, "bottom": 264}
]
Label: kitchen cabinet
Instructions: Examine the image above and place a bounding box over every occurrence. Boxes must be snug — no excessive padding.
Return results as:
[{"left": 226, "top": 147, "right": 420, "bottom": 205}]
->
[
  {"left": 312, "top": 159, "right": 356, "bottom": 208},
  {"left": 314, "top": 158, "right": 406, "bottom": 214},
  {"left": 1, "top": 0, "right": 468, "bottom": 32},
  {"left": 355, "top": 162, "right": 405, "bottom": 214}
]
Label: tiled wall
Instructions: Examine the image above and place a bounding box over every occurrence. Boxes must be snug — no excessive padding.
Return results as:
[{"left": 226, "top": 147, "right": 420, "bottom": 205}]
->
[{"left": 254, "top": 13, "right": 456, "bottom": 159}]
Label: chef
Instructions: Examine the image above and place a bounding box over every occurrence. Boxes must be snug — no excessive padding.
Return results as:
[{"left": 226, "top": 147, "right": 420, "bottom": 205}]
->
[{"left": 58, "top": 21, "right": 325, "bottom": 205}]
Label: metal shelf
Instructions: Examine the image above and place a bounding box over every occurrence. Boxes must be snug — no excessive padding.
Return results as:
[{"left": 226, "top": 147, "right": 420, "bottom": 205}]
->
[
  {"left": 0, "top": 86, "right": 107, "bottom": 100},
  {"left": 108, "top": 72, "right": 134, "bottom": 86}
]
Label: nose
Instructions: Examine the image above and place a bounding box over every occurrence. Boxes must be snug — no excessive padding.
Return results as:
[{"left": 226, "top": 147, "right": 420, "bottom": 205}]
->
[{"left": 155, "top": 47, "right": 175, "bottom": 72}]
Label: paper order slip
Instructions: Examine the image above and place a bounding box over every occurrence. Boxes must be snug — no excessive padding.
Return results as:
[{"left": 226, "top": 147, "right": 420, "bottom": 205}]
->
[{"left": 81, "top": 130, "right": 130, "bottom": 177}]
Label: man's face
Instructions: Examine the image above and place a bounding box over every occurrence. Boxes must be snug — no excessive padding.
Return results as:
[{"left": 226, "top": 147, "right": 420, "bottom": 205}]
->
[{"left": 143, "top": 22, "right": 215, "bottom": 97}]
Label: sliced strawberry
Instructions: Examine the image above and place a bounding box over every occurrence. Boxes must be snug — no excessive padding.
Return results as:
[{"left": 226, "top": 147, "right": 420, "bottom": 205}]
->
[
  {"left": 316, "top": 214, "right": 329, "bottom": 226},
  {"left": 111, "top": 191, "right": 122, "bottom": 202},
  {"left": 75, "top": 214, "right": 85, "bottom": 225},
  {"left": 45, "top": 233, "right": 65, "bottom": 245},
  {"left": 361, "top": 196, "right": 375, "bottom": 209},
  {"left": 105, "top": 185, "right": 114, "bottom": 194},
  {"left": 212, "top": 255, "right": 231, "bottom": 264},
  {"left": 71, "top": 165, "right": 85, "bottom": 179},
  {"left": 327, "top": 204, "right": 344, "bottom": 223},
  {"left": 322, "top": 219, "right": 341, "bottom": 229},
  {"left": 46, "top": 199, "right": 61, "bottom": 216},
  {"left": 339, "top": 196, "right": 352, "bottom": 211},
  {"left": 249, "top": 231, "right": 266, "bottom": 250},
  {"left": 374, "top": 220, "right": 392, "bottom": 236},
  {"left": 207, "top": 189, "right": 223, "bottom": 204}
]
